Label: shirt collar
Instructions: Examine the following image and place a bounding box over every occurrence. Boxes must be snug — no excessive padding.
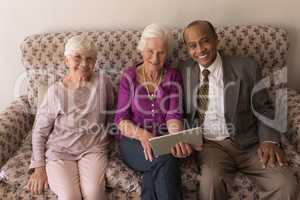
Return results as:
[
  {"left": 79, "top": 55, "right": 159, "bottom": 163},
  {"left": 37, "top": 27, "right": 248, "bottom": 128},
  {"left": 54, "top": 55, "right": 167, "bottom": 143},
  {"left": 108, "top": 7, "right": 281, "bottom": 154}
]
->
[{"left": 199, "top": 52, "right": 221, "bottom": 75}]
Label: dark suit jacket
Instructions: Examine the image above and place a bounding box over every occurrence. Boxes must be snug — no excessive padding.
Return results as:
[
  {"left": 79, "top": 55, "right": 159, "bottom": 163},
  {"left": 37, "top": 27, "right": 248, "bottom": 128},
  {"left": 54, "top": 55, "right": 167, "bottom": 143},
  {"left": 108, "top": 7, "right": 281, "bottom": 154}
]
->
[{"left": 178, "top": 52, "right": 280, "bottom": 149}]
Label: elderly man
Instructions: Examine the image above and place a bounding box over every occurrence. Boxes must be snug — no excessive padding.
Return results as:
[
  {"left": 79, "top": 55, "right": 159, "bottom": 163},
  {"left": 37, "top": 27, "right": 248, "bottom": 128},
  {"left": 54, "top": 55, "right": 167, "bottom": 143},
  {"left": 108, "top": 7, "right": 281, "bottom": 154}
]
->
[{"left": 178, "top": 20, "right": 298, "bottom": 200}]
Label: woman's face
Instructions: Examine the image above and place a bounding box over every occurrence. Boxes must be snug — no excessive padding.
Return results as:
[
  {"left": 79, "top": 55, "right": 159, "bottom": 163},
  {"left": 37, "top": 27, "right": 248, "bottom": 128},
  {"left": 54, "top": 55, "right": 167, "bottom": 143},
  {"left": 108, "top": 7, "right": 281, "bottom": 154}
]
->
[
  {"left": 141, "top": 37, "right": 168, "bottom": 71},
  {"left": 65, "top": 49, "right": 96, "bottom": 80}
]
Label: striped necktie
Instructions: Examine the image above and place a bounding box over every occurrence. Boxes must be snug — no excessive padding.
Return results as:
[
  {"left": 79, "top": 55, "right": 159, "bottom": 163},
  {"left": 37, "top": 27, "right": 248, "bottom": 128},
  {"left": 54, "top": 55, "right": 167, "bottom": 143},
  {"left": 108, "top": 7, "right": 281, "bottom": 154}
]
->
[{"left": 197, "top": 69, "right": 210, "bottom": 126}]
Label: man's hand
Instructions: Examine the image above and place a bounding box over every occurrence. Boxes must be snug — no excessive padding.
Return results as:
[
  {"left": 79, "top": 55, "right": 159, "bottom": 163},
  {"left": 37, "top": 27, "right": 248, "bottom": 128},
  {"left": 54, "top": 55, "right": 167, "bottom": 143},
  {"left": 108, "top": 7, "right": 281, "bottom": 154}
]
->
[
  {"left": 137, "top": 130, "right": 154, "bottom": 162},
  {"left": 171, "top": 142, "right": 193, "bottom": 158},
  {"left": 257, "top": 142, "right": 288, "bottom": 168},
  {"left": 27, "top": 167, "right": 48, "bottom": 195}
]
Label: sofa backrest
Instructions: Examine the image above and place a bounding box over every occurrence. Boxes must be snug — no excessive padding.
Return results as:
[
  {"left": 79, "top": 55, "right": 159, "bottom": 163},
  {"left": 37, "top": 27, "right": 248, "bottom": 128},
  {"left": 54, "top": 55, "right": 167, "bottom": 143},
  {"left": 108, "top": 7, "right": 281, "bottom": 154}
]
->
[{"left": 21, "top": 25, "right": 288, "bottom": 111}]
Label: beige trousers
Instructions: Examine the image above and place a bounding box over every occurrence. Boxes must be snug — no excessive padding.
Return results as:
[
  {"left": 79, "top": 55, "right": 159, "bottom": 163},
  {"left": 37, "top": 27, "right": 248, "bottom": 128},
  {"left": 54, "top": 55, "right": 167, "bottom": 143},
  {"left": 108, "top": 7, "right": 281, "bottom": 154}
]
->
[
  {"left": 46, "top": 152, "right": 107, "bottom": 200},
  {"left": 197, "top": 138, "right": 299, "bottom": 200}
]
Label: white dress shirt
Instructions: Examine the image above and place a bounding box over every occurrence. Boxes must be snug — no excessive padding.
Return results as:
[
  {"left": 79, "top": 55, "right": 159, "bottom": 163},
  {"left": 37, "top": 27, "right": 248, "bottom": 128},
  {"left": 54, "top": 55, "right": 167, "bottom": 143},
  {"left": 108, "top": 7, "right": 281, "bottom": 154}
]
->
[{"left": 199, "top": 53, "right": 230, "bottom": 141}]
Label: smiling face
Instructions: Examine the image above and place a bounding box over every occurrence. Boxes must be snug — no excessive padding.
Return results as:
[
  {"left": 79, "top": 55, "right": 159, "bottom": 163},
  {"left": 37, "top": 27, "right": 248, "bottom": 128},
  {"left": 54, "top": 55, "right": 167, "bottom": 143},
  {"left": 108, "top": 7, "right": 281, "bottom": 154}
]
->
[
  {"left": 141, "top": 37, "right": 168, "bottom": 71},
  {"left": 184, "top": 23, "right": 219, "bottom": 67},
  {"left": 64, "top": 49, "right": 96, "bottom": 80}
]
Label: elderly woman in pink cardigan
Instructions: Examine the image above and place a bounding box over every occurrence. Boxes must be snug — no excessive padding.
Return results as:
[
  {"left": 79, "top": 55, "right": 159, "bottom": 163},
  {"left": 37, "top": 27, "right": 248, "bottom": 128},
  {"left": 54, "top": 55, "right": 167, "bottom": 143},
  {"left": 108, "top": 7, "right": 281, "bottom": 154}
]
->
[{"left": 27, "top": 36, "right": 113, "bottom": 200}]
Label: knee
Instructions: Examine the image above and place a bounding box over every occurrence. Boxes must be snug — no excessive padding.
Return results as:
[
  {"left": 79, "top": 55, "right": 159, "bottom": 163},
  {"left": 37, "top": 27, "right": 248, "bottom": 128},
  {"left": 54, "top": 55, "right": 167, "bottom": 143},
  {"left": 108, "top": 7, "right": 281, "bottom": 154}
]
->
[
  {"left": 58, "top": 190, "right": 82, "bottom": 200},
  {"left": 269, "top": 171, "right": 298, "bottom": 195},
  {"left": 84, "top": 192, "right": 106, "bottom": 200},
  {"left": 81, "top": 181, "right": 106, "bottom": 200},
  {"left": 52, "top": 183, "right": 82, "bottom": 200},
  {"left": 159, "top": 155, "right": 181, "bottom": 175},
  {"left": 199, "top": 166, "right": 226, "bottom": 186},
  {"left": 153, "top": 155, "right": 181, "bottom": 181},
  {"left": 160, "top": 155, "right": 179, "bottom": 168}
]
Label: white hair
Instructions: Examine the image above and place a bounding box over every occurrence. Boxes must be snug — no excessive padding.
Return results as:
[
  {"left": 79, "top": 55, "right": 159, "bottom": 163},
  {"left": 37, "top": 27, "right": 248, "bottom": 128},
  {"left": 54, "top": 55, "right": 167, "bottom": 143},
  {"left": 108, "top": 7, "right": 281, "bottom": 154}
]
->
[
  {"left": 137, "top": 23, "right": 173, "bottom": 53},
  {"left": 64, "top": 35, "right": 97, "bottom": 57}
]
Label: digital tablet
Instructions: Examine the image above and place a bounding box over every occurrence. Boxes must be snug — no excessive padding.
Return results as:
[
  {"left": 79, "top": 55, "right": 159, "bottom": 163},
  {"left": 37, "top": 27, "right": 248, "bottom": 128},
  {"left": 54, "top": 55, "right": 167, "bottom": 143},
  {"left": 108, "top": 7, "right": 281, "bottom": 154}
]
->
[{"left": 149, "top": 127, "right": 203, "bottom": 157}]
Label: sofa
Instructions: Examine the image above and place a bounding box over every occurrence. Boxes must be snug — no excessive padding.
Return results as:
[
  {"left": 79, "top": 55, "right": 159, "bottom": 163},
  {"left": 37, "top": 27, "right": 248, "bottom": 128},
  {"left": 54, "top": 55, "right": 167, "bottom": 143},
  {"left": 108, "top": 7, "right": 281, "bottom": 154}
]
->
[{"left": 0, "top": 25, "right": 300, "bottom": 200}]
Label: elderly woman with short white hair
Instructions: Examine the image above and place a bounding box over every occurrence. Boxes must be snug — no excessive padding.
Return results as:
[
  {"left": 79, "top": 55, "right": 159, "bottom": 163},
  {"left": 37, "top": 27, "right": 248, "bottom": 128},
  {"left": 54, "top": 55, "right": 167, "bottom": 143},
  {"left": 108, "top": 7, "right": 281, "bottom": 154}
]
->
[
  {"left": 114, "top": 23, "right": 193, "bottom": 200},
  {"left": 27, "top": 36, "right": 113, "bottom": 200}
]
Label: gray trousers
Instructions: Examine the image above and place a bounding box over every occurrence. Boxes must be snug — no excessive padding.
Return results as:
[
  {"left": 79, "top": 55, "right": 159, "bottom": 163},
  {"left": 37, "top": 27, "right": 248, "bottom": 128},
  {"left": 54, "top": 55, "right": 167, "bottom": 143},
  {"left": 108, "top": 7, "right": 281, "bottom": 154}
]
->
[{"left": 197, "top": 138, "right": 299, "bottom": 200}]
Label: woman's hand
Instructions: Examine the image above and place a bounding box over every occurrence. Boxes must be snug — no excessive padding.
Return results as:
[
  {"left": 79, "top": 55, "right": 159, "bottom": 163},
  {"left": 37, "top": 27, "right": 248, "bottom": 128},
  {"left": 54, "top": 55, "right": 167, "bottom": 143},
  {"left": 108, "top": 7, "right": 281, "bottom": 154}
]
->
[
  {"left": 166, "top": 119, "right": 193, "bottom": 158},
  {"left": 118, "top": 120, "right": 154, "bottom": 161},
  {"left": 171, "top": 142, "right": 193, "bottom": 158},
  {"left": 27, "top": 167, "right": 48, "bottom": 195},
  {"left": 137, "top": 131, "right": 154, "bottom": 162}
]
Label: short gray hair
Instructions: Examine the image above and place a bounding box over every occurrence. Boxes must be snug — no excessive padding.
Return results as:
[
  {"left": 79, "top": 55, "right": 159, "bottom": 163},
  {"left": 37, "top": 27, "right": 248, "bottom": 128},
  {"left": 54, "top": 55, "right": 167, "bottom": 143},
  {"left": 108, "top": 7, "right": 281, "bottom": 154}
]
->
[
  {"left": 137, "top": 23, "right": 173, "bottom": 53},
  {"left": 64, "top": 35, "right": 97, "bottom": 57}
]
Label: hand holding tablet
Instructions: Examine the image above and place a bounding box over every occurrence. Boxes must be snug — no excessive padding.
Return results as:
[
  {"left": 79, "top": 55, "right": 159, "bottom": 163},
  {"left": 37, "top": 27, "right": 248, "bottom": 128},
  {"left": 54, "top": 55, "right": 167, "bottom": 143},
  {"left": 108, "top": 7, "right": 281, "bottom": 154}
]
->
[{"left": 149, "top": 127, "right": 203, "bottom": 157}]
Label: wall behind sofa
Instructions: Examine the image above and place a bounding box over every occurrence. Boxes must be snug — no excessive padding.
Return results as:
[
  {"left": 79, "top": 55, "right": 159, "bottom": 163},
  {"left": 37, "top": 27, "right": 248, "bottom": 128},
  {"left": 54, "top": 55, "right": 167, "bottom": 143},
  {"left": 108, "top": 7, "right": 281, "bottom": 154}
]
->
[{"left": 0, "top": 0, "right": 299, "bottom": 110}]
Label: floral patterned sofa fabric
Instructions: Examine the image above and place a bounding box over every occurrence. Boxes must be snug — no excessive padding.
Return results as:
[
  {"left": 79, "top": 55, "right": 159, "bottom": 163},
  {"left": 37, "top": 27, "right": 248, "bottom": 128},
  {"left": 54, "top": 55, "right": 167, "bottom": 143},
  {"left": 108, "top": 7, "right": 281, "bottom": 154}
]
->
[
  {"left": 0, "top": 95, "right": 34, "bottom": 168},
  {"left": 288, "top": 88, "right": 300, "bottom": 151},
  {"left": 0, "top": 25, "right": 299, "bottom": 200}
]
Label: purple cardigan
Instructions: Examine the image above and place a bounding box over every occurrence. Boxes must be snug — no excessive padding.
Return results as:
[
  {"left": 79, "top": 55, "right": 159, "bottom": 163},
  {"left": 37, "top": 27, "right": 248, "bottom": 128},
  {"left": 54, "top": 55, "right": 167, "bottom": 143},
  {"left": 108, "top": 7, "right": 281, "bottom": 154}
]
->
[{"left": 114, "top": 65, "right": 183, "bottom": 138}]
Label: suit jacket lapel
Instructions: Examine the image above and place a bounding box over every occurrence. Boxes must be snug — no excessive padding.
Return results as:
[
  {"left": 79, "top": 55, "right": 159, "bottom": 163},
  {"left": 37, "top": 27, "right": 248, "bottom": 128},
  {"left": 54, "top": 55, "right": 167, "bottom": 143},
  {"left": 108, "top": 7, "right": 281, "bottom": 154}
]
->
[{"left": 222, "top": 54, "right": 240, "bottom": 124}]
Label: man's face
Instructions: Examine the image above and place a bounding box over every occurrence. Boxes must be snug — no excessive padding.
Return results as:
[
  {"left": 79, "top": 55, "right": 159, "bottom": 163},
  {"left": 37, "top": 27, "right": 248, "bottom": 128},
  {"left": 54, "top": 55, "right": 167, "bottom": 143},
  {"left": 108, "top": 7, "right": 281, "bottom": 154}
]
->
[{"left": 184, "top": 25, "right": 219, "bottom": 67}]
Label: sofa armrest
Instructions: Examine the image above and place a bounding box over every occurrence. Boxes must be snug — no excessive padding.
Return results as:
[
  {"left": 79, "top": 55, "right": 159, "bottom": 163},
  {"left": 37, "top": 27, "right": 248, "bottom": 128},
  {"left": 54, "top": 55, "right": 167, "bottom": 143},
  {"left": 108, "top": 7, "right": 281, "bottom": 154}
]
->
[
  {"left": 287, "top": 88, "right": 300, "bottom": 151},
  {"left": 0, "top": 95, "right": 34, "bottom": 167}
]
